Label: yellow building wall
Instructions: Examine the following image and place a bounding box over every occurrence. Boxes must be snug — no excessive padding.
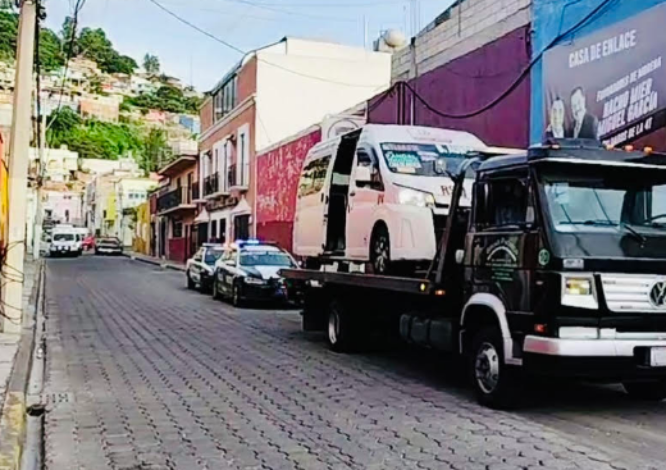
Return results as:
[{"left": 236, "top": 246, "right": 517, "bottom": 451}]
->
[{"left": 132, "top": 201, "right": 151, "bottom": 255}]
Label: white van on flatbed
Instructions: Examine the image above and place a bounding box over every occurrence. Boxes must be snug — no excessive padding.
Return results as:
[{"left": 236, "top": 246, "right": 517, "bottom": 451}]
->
[{"left": 293, "top": 124, "right": 519, "bottom": 273}]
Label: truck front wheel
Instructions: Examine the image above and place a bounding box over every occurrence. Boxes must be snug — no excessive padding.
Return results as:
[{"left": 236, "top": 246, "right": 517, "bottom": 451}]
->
[
  {"left": 623, "top": 380, "right": 666, "bottom": 401},
  {"left": 470, "top": 326, "right": 518, "bottom": 409}
]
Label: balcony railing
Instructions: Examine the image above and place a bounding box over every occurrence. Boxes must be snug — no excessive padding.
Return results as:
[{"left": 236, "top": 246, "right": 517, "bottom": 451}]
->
[
  {"left": 204, "top": 174, "right": 219, "bottom": 196},
  {"left": 157, "top": 187, "right": 195, "bottom": 213},
  {"left": 191, "top": 182, "right": 200, "bottom": 201}
]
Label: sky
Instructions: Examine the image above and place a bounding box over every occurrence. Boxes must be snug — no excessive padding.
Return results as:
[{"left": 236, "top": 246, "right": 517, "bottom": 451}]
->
[{"left": 44, "top": 0, "right": 456, "bottom": 91}]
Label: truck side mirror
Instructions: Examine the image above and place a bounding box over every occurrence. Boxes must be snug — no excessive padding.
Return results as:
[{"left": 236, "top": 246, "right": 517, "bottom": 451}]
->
[{"left": 354, "top": 165, "right": 372, "bottom": 184}]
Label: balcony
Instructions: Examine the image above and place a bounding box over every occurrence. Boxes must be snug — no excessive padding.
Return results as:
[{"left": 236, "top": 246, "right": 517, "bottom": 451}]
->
[
  {"left": 204, "top": 174, "right": 219, "bottom": 197},
  {"left": 191, "top": 182, "right": 200, "bottom": 201},
  {"left": 228, "top": 164, "right": 248, "bottom": 191},
  {"left": 157, "top": 187, "right": 197, "bottom": 215}
]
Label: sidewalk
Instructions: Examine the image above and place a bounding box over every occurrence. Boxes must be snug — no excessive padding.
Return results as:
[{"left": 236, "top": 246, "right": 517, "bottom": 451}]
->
[
  {"left": 0, "top": 257, "right": 42, "bottom": 470},
  {"left": 124, "top": 251, "right": 186, "bottom": 272}
]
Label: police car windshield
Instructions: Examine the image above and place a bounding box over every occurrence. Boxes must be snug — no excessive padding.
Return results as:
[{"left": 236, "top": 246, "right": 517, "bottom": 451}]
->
[
  {"left": 240, "top": 252, "right": 294, "bottom": 267},
  {"left": 204, "top": 249, "right": 224, "bottom": 265},
  {"left": 380, "top": 143, "right": 475, "bottom": 178}
]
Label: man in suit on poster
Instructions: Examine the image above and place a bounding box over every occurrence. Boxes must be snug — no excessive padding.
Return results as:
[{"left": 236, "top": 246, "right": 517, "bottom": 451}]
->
[{"left": 568, "top": 87, "right": 599, "bottom": 139}]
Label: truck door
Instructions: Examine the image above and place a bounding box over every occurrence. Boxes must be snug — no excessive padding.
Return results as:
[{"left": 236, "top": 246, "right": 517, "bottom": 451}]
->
[
  {"left": 346, "top": 147, "right": 384, "bottom": 259},
  {"left": 469, "top": 169, "right": 538, "bottom": 317},
  {"left": 294, "top": 155, "right": 332, "bottom": 257}
]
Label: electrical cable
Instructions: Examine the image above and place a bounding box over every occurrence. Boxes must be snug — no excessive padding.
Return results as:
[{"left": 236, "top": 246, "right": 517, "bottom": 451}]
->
[
  {"left": 221, "top": 0, "right": 358, "bottom": 22},
  {"left": 144, "top": 0, "right": 387, "bottom": 89},
  {"left": 399, "top": 0, "right": 616, "bottom": 119},
  {"left": 45, "top": 0, "right": 87, "bottom": 134}
]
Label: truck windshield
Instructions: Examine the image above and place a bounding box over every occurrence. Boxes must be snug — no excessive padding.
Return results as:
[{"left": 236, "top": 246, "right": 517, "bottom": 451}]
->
[
  {"left": 541, "top": 165, "right": 666, "bottom": 234},
  {"left": 380, "top": 143, "right": 475, "bottom": 178}
]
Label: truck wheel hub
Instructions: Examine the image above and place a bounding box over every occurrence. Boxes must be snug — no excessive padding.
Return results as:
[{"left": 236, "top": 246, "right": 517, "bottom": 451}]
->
[{"left": 475, "top": 342, "right": 500, "bottom": 394}]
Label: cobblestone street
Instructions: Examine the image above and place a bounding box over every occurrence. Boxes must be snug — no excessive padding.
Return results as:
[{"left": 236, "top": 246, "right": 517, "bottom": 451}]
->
[{"left": 43, "top": 257, "right": 666, "bottom": 470}]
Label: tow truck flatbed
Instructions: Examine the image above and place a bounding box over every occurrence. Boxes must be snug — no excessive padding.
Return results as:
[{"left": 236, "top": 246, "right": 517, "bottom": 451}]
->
[{"left": 281, "top": 268, "right": 433, "bottom": 295}]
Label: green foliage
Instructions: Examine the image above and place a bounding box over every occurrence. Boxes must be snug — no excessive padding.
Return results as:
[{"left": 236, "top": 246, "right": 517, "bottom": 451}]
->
[
  {"left": 75, "top": 27, "right": 137, "bottom": 74},
  {"left": 0, "top": 10, "right": 64, "bottom": 72},
  {"left": 124, "top": 85, "right": 202, "bottom": 114},
  {"left": 143, "top": 53, "right": 160, "bottom": 74},
  {"left": 46, "top": 108, "right": 168, "bottom": 172},
  {"left": 142, "top": 128, "right": 172, "bottom": 173},
  {"left": 38, "top": 29, "right": 64, "bottom": 72},
  {"left": 0, "top": 10, "right": 18, "bottom": 62}
]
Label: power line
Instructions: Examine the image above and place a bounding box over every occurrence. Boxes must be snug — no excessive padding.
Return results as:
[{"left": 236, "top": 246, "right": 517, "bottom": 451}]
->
[
  {"left": 145, "top": 0, "right": 387, "bottom": 89},
  {"left": 222, "top": 0, "right": 414, "bottom": 6},
  {"left": 398, "top": 0, "right": 617, "bottom": 120},
  {"left": 45, "top": 0, "right": 87, "bottom": 134},
  {"left": 219, "top": 0, "right": 358, "bottom": 22}
]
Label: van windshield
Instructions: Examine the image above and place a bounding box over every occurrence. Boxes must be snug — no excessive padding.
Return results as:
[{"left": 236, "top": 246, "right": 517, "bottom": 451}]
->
[
  {"left": 380, "top": 143, "right": 475, "bottom": 178},
  {"left": 53, "top": 234, "right": 75, "bottom": 242}
]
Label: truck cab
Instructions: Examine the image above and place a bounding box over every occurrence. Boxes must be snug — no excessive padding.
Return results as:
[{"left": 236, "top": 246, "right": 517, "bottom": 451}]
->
[
  {"left": 456, "top": 142, "right": 666, "bottom": 404},
  {"left": 284, "top": 140, "right": 666, "bottom": 408}
]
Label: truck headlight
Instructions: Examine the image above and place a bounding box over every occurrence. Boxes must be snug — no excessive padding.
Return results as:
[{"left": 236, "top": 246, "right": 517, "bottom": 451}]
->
[
  {"left": 561, "top": 274, "right": 598, "bottom": 309},
  {"left": 398, "top": 188, "right": 435, "bottom": 208}
]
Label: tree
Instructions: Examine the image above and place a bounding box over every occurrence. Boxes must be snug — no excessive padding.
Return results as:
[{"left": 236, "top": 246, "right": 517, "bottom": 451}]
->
[
  {"left": 38, "top": 29, "right": 64, "bottom": 72},
  {"left": 143, "top": 53, "right": 160, "bottom": 74},
  {"left": 142, "top": 128, "right": 171, "bottom": 172},
  {"left": 113, "top": 54, "right": 138, "bottom": 75},
  {"left": 0, "top": 10, "right": 18, "bottom": 62}
]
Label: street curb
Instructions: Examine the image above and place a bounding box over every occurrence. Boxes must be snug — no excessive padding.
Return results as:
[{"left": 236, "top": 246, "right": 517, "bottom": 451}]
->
[
  {"left": 0, "top": 261, "right": 44, "bottom": 470},
  {"left": 125, "top": 253, "right": 186, "bottom": 272}
]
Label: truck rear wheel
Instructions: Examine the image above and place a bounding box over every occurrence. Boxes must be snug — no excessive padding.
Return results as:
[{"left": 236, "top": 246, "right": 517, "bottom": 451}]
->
[
  {"left": 470, "top": 326, "right": 518, "bottom": 409},
  {"left": 327, "top": 300, "right": 356, "bottom": 353},
  {"left": 623, "top": 380, "right": 666, "bottom": 401}
]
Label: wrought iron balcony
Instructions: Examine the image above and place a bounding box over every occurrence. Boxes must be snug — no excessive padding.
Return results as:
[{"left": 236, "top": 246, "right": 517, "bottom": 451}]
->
[
  {"left": 204, "top": 174, "right": 219, "bottom": 196},
  {"left": 157, "top": 187, "right": 195, "bottom": 214}
]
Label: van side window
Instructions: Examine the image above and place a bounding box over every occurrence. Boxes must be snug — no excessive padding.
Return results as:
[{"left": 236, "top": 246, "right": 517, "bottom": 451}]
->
[
  {"left": 298, "top": 156, "right": 331, "bottom": 197},
  {"left": 476, "top": 178, "right": 529, "bottom": 229},
  {"left": 356, "top": 148, "right": 383, "bottom": 190}
]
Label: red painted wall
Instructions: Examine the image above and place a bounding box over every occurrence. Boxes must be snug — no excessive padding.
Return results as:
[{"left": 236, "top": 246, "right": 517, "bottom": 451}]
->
[
  {"left": 369, "top": 26, "right": 531, "bottom": 148},
  {"left": 256, "top": 128, "right": 322, "bottom": 252},
  {"left": 168, "top": 238, "right": 187, "bottom": 264}
]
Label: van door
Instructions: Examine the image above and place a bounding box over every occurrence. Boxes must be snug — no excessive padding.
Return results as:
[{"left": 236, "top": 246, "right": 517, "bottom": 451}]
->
[
  {"left": 325, "top": 130, "right": 361, "bottom": 253},
  {"left": 346, "top": 147, "right": 384, "bottom": 259},
  {"left": 294, "top": 155, "right": 332, "bottom": 257}
]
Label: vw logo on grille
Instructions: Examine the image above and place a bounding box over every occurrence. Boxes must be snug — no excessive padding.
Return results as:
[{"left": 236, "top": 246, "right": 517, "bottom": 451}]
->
[{"left": 649, "top": 281, "right": 666, "bottom": 309}]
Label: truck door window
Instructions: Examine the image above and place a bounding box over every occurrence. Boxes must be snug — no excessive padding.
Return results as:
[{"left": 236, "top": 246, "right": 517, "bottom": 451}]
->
[{"left": 477, "top": 179, "right": 529, "bottom": 230}]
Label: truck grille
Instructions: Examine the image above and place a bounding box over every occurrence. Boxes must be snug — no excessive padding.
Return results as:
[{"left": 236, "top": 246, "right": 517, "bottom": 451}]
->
[{"left": 601, "top": 274, "right": 666, "bottom": 313}]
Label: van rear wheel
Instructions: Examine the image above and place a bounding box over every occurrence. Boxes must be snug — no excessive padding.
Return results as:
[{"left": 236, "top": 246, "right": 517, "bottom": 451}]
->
[{"left": 369, "top": 225, "right": 391, "bottom": 275}]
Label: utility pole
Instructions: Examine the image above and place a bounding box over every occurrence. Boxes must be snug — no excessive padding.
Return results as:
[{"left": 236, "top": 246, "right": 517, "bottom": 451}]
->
[
  {"left": 1, "top": 0, "right": 38, "bottom": 333},
  {"left": 32, "top": 113, "right": 45, "bottom": 260}
]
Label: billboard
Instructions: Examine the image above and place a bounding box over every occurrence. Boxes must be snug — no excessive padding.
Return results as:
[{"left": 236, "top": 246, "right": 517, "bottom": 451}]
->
[{"left": 543, "top": 3, "right": 666, "bottom": 148}]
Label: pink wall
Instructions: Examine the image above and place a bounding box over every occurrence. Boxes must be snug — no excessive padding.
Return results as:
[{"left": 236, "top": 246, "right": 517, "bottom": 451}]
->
[
  {"left": 255, "top": 129, "right": 322, "bottom": 251},
  {"left": 369, "top": 26, "right": 531, "bottom": 148},
  {"left": 44, "top": 192, "right": 83, "bottom": 225}
]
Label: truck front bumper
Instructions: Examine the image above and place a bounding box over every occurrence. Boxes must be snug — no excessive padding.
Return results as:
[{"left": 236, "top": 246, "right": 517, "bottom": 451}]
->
[{"left": 523, "top": 334, "right": 666, "bottom": 380}]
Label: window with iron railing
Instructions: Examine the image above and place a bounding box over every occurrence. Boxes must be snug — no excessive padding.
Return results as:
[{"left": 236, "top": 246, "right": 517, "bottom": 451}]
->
[
  {"left": 204, "top": 174, "right": 219, "bottom": 196},
  {"left": 227, "top": 163, "right": 237, "bottom": 189}
]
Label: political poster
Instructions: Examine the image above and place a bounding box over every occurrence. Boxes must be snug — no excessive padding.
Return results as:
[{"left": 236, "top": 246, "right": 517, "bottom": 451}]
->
[{"left": 543, "top": 3, "right": 666, "bottom": 148}]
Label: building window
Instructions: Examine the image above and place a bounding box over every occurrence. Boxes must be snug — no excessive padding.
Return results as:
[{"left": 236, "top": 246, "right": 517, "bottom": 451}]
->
[
  {"left": 234, "top": 214, "right": 250, "bottom": 241},
  {"left": 173, "top": 221, "right": 183, "bottom": 238},
  {"left": 235, "top": 125, "right": 250, "bottom": 187},
  {"left": 213, "top": 75, "right": 238, "bottom": 122},
  {"left": 211, "top": 219, "right": 218, "bottom": 241}
]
